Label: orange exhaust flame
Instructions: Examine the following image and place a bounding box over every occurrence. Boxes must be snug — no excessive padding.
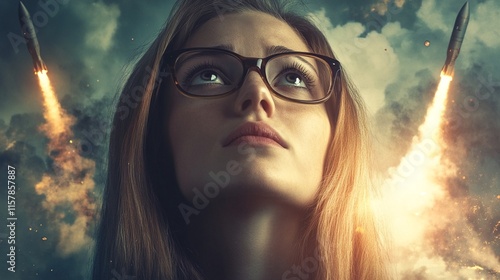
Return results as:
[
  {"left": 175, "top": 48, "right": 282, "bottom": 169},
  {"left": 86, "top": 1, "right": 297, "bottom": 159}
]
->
[
  {"left": 36, "top": 71, "right": 73, "bottom": 136},
  {"left": 380, "top": 73, "right": 500, "bottom": 277},
  {"left": 34, "top": 70, "right": 96, "bottom": 256}
]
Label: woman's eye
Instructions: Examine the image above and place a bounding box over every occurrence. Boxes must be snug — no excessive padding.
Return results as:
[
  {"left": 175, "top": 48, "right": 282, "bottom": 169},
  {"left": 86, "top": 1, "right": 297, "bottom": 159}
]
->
[
  {"left": 190, "top": 70, "right": 224, "bottom": 86},
  {"left": 276, "top": 71, "right": 307, "bottom": 88},
  {"left": 285, "top": 73, "right": 306, "bottom": 87}
]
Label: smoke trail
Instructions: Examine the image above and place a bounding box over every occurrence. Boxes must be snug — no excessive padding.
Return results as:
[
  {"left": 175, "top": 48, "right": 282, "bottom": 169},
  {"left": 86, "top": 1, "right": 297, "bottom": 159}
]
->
[
  {"left": 34, "top": 71, "right": 96, "bottom": 256},
  {"left": 380, "top": 74, "right": 500, "bottom": 278}
]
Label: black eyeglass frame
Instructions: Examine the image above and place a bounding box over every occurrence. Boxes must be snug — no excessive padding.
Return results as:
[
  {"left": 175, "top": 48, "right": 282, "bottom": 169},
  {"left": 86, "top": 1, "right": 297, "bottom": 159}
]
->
[{"left": 161, "top": 47, "right": 342, "bottom": 104}]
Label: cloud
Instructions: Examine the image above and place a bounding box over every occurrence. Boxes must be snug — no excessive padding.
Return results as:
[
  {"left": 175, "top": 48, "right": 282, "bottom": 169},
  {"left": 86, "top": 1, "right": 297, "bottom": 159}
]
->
[
  {"left": 308, "top": 9, "right": 401, "bottom": 114},
  {"left": 73, "top": 2, "right": 121, "bottom": 51},
  {"left": 371, "top": 0, "right": 406, "bottom": 16},
  {"left": 466, "top": 1, "right": 500, "bottom": 49},
  {"left": 66, "top": 2, "right": 123, "bottom": 101},
  {"left": 416, "top": 0, "right": 448, "bottom": 32}
]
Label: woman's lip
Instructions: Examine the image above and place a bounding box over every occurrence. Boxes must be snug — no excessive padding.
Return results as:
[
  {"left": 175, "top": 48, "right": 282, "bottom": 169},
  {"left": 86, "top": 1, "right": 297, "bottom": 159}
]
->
[
  {"left": 226, "top": 135, "right": 282, "bottom": 147},
  {"left": 222, "top": 122, "right": 287, "bottom": 148}
]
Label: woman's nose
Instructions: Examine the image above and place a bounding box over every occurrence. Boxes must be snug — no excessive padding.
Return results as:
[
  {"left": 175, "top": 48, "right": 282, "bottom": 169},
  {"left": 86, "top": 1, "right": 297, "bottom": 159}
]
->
[{"left": 232, "top": 69, "right": 276, "bottom": 118}]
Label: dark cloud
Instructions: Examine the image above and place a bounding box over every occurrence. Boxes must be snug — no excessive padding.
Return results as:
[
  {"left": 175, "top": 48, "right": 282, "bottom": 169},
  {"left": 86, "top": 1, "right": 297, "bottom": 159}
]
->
[
  {"left": 374, "top": 69, "right": 438, "bottom": 169},
  {"left": 307, "top": 0, "right": 422, "bottom": 31}
]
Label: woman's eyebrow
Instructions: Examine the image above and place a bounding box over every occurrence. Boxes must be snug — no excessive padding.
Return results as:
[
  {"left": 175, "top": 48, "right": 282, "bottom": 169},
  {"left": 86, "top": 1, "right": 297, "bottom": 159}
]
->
[
  {"left": 266, "top": 45, "right": 295, "bottom": 55},
  {"left": 209, "top": 44, "right": 235, "bottom": 51},
  {"left": 267, "top": 45, "right": 318, "bottom": 75},
  {"left": 206, "top": 44, "right": 297, "bottom": 56}
]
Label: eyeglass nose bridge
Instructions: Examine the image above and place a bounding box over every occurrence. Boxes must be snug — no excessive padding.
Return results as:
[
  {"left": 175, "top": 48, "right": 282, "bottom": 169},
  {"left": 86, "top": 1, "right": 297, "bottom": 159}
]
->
[{"left": 239, "top": 57, "right": 268, "bottom": 85}]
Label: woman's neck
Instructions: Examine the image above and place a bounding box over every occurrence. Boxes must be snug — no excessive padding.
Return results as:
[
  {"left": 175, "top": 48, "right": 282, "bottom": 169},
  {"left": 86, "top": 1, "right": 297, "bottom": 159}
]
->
[{"left": 183, "top": 192, "right": 311, "bottom": 280}]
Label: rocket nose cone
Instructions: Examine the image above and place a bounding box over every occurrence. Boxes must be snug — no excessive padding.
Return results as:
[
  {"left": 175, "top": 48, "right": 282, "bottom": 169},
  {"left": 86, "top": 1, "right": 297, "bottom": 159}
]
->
[
  {"left": 19, "top": 1, "right": 28, "bottom": 17},
  {"left": 460, "top": 2, "right": 470, "bottom": 17},
  {"left": 19, "top": 1, "right": 26, "bottom": 11}
]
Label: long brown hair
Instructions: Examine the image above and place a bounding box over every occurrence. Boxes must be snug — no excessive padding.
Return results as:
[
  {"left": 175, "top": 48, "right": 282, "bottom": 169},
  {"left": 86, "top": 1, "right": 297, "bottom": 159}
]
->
[{"left": 92, "top": 0, "right": 391, "bottom": 279}]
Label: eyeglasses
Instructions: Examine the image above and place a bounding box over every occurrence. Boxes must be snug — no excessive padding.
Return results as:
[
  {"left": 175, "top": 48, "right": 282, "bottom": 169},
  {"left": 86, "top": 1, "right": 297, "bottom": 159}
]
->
[{"left": 161, "top": 47, "right": 341, "bottom": 104}]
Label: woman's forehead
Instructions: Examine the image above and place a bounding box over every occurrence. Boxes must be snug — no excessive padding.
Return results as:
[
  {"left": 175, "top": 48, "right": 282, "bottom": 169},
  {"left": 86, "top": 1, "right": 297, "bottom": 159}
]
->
[{"left": 183, "top": 10, "right": 311, "bottom": 55}]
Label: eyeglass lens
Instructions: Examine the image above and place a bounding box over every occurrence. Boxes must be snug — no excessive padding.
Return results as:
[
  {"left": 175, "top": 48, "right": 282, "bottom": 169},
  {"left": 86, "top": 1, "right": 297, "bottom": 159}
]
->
[{"left": 173, "top": 50, "right": 333, "bottom": 101}]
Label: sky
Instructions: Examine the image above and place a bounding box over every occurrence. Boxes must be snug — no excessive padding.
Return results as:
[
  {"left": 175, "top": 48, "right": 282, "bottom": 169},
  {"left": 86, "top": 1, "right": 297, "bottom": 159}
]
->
[{"left": 0, "top": 0, "right": 499, "bottom": 279}]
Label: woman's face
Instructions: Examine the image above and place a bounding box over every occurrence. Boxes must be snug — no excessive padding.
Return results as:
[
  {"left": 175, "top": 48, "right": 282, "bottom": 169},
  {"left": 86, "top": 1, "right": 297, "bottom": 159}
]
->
[{"left": 167, "top": 11, "right": 331, "bottom": 206}]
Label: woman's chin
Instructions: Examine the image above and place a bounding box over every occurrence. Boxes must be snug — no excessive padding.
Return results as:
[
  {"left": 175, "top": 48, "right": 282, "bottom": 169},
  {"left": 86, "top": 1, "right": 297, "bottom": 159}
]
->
[{"left": 181, "top": 170, "right": 316, "bottom": 208}]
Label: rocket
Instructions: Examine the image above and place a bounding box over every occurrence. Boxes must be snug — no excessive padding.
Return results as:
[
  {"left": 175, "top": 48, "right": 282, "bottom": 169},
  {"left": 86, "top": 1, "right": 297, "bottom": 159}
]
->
[
  {"left": 18, "top": 1, "right": 48, "bottom": 74},
  {"left": 441, "top": 2, "right": 469, "bottom": 76}
]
